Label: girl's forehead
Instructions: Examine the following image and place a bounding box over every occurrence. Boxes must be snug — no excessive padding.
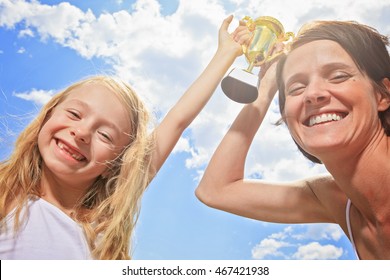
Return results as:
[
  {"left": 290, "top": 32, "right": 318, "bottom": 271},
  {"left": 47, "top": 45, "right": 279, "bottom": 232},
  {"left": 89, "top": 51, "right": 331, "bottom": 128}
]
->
[
  {"left": 65, "top": 83, "right": 114, "bottom": 99},
  {"left": 60, "top": 83, "right": 124, "bottom": 110},
  {"left": 60, "top": 83, "right": 132, "bottom": 129}
]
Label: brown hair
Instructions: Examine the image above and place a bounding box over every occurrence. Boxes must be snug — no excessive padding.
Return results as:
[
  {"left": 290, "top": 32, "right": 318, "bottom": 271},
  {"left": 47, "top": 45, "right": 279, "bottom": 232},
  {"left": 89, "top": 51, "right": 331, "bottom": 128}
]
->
[{"left": 276, "top": 20, "right": 390, "bottom": 163}]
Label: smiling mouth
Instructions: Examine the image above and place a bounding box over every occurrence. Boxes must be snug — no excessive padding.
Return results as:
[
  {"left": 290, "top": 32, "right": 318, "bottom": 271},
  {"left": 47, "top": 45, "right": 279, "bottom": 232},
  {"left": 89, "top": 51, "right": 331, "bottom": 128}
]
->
[
  {"left": 306, "top": 112, "right": 347, "bottom": 127},
  {"left": 56, "top": 140, "right": 87, "bottom": 162}
]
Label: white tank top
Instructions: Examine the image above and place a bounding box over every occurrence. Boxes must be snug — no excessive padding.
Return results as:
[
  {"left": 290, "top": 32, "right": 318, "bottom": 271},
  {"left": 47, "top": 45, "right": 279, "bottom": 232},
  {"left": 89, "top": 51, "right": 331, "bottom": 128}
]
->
[
  {"left": 346, "top": 198, "right": 360, "bottom": 260},
  {"left": 0, "top": 197, "right": 92, "bottom": 259}
]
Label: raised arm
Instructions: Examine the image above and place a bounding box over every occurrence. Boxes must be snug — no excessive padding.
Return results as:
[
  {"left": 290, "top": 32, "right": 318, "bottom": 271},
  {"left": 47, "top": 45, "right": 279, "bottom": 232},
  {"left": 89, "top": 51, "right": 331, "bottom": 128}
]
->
[
  {"left": 150, "top": 16, "right": 243, "bottom": 174},
  {"left": 196, "top": 56, "right": 342, "bottom": 224}
]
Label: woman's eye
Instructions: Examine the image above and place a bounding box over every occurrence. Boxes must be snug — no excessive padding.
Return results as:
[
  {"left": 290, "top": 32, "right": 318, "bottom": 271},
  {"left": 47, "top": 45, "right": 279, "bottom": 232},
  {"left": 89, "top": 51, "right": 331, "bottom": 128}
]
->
[
  {"left": 329, "top": 72, "right": 351, "bottom": 82},
  {"left": 287, "top": 85, "right": 305, "bottom": 96}
]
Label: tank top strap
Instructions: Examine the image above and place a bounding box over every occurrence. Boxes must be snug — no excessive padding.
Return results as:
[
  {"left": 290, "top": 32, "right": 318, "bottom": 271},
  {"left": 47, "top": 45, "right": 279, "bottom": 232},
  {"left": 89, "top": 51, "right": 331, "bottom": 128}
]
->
[{"left": 346, "top": 198, "right": 360, "bottom": 260}]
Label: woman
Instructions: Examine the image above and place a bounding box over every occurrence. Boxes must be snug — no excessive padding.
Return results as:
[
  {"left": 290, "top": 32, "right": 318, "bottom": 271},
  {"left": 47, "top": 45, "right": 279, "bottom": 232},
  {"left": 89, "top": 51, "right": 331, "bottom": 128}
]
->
[{"left": 196, "top": 19, "right": 390, "bottom": 259}]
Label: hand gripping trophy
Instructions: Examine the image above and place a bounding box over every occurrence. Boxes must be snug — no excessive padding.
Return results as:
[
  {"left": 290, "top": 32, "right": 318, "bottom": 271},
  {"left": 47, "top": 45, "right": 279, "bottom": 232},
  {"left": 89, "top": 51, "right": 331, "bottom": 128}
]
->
[{"left": 221, "top": 16, "right": 294, "bottom": 103}]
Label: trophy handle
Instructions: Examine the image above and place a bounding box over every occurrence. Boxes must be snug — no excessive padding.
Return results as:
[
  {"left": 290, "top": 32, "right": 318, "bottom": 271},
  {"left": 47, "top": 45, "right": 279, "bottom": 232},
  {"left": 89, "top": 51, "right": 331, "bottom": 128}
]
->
[
  {"left": 262, "top": 51, "right": 285, "bottom": 65},
  {"left": 263, "top": 31, "right": 295, "bottom": 64},
  {"left": 284, "top": 31, "right": 295, "bottom": 40},
  {"left": 242, "top": 16, "right": 255, "bottom": 31}
]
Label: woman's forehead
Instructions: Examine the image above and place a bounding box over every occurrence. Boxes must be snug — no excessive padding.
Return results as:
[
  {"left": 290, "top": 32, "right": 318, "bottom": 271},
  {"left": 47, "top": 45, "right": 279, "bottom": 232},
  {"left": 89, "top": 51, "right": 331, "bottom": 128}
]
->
[{"left": 283, "top": 40, "right": 354, "bottom": 77}]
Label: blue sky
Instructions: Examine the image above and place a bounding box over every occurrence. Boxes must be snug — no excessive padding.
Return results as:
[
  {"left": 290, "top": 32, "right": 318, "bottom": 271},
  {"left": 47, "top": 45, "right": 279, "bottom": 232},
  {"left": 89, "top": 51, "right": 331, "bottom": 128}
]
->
[{"left": 1, "top": 0, "right": 390, "bottom": 260}]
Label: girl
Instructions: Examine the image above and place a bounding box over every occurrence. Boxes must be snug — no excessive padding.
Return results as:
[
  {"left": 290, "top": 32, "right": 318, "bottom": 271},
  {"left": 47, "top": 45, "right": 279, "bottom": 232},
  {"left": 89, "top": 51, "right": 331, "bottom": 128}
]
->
[
  {"left": 196, "top": 19, "right": 390, "bottom": 259},
  {"left": 0, "top": 16, "right": 243, "bottom": 260}
]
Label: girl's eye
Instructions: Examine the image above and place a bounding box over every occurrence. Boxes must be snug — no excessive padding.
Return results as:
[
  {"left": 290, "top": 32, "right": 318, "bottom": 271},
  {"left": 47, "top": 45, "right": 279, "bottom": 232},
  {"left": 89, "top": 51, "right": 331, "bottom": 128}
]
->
[
  {"left": 99, "top": 131, "right": 112, "bottom": 143},
  {"left": 67, "top": 110, "right": 81, "bottom": 119}
]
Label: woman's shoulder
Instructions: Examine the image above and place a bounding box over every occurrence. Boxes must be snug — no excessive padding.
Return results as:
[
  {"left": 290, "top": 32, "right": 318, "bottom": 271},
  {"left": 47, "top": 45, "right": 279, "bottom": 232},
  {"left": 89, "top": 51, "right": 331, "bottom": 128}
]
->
[
  {"left": 289, "top": 173, "right": 337, "bottom": 191},
  {"left": 301, "top": 173, "right": 335, "bottom": 186},
  {"left": 305, "top": 174, "right": 348, "bottom": 223},
  {"left": 305, "top": 173, "right": 344, "bottom": 198}
]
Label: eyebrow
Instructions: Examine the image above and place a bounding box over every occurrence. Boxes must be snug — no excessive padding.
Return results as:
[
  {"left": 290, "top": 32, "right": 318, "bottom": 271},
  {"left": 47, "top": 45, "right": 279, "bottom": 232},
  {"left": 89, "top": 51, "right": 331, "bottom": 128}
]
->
[
  {"left": 64, "top": 99, "right": 123, "bottom": 135},
  {"left": 321, "top": 62, "right": 356, "bottom": 73},
  {"left": 284, "top": 62, "right": 356, "bottom": 87}
]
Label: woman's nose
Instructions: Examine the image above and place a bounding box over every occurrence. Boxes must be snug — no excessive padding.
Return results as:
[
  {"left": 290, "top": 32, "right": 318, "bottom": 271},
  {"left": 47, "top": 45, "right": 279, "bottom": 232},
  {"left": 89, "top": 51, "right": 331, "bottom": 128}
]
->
[{"left": 303, "top": 79, "right": 331, "bottom": 106}]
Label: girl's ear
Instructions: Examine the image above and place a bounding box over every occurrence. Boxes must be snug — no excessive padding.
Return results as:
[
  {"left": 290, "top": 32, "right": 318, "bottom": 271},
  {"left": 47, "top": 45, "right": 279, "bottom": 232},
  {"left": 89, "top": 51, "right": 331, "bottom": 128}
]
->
[{"left": 377, "top": 78, "right": 390, "bottom": 112}]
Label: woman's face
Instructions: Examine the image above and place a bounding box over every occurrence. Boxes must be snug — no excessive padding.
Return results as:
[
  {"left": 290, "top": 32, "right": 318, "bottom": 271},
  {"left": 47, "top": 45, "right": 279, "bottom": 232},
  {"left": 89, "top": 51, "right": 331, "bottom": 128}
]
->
[
  {"left": 282, "top": 40, "right": 389, "bottom": 161},
  {"left": 38, "top": 83, "right": 132, "bottom": 188}
]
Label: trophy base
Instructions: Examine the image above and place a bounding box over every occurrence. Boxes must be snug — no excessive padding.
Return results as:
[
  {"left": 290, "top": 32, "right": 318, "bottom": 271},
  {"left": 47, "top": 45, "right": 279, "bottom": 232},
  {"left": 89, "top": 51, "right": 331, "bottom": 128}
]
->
[{"left": 221, "top": 68, "right": 258, "bottom": 104}]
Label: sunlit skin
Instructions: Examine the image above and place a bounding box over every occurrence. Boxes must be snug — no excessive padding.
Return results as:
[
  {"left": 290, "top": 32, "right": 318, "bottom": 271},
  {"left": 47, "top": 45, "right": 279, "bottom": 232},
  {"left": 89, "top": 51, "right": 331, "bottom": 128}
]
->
[
  {"left": 282, "top": 40, "right": 390, "bottom": 165},
  {"left": 196, "top": 23, "right": 390, "bottom": 259},
  {"left": 279, "top": 40, "right": 390, "bottom": 258},
  {"left": 37, "top": 83, "right": 132, "bottom": 212}
]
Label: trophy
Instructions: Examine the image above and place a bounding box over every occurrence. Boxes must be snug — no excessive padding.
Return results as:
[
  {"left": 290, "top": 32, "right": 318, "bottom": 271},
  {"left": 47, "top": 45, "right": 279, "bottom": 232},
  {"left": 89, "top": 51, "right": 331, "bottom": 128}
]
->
[{"left": 221, "top": 16, "right": 294, "bottom": 103}]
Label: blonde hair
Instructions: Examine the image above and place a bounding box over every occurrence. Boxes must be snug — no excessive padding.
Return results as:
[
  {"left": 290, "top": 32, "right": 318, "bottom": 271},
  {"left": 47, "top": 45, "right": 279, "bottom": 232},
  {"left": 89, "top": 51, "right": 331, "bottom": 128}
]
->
[{"left": 0, "top": 76, "right": 154, "bottom": 259}]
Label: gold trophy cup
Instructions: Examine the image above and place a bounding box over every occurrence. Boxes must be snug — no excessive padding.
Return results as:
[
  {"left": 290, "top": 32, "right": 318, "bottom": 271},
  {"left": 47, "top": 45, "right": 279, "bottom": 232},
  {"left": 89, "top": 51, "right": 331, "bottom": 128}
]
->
[{"left": 221, "top": 16, "right": 294, "bottom": 103}]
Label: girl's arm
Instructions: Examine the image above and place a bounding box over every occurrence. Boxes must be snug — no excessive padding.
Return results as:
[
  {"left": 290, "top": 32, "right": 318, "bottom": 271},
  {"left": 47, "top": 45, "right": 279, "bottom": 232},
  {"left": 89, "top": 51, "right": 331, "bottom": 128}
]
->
[{"left": 150, "top": 16, "right": 243, "bottom": 173}]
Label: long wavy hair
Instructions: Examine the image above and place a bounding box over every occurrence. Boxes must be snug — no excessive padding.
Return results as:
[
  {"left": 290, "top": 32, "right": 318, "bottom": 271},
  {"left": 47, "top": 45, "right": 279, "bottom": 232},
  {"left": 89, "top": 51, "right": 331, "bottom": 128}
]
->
[
  {"left": 276, "top": 20, "right": 390, "bottom": 163},
  {"left": 0, "top": 76, "right": 155, "bottom": 259}
]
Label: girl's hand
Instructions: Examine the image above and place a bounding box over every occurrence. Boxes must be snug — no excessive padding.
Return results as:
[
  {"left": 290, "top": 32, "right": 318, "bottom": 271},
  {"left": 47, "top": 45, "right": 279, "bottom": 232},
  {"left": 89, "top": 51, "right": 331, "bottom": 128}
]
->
[
  {"left": 217, "top": 15, "right": 245, "bottom": 57},
  {"left": 231, "top": 19, "right": 253, "bottom": 46}
]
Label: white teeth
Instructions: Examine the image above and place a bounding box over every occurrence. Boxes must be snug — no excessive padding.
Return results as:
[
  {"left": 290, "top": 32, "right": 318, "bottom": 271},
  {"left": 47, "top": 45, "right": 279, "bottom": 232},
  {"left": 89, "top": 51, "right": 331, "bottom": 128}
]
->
[
  {"left": 309, "top": 113, "right": 343, "bottom": 127},
  {"left": 57, "top": 141, "right": 85, "bottom": 161}
]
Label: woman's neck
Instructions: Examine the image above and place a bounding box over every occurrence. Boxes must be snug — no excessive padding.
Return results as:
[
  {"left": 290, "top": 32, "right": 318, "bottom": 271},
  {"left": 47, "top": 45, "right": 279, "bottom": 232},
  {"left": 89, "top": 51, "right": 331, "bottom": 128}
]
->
[{"left": 324, "top": 134, "right": 390, "bottom": 223}]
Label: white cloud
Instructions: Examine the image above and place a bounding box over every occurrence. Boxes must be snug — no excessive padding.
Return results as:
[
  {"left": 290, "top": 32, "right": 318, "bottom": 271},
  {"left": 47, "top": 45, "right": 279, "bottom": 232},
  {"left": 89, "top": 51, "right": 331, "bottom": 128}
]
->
[
  {"left": 185, "top": 146, "right": 210, "bottom": 169},
  {"left": 251, "top": 224, "right": 345, "bottom": 259},
  {"left": 1, "top": 0, "right": 389, "bottom": 182},
  {"left": 13, "top": 89, "right": 55, "bottom": 106},
  {"left": 16, "top": 47, "right": 26, "bottom": 54},
  {"left": 293, "top": 224, "right": 344, "bottom": 242},
  {"left": 292, "top": 242, "right": 343, "bottom": 260},
  {"left": 268, "top": 226, "right": 293, "bottom": 240},
  {"left": 0, "top": 0, "right": 32, "bottom": 28},
  {"left": 172, "top": 136, "right": 191, "bottom": 154},
  {"left": 18, "top": 28, "right": 34, "bottom": 38},
  {"left": 251, "top": 238, "right": 291, "bottom": 259}
]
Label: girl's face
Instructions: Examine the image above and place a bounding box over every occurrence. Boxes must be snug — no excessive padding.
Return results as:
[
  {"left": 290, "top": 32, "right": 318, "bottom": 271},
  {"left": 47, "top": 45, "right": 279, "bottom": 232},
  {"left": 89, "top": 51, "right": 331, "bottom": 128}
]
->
[
  {"left": 282, "top": 40, "right": 389, "bottom": 161},
  {"left": 38, "top": 83, "right": 132, "bottom": 188}
]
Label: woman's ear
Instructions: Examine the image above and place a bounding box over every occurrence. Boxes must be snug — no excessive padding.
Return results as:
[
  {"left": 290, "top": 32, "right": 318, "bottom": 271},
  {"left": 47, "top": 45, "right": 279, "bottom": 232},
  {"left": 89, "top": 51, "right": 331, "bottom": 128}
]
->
[{"left": 377, "top": 78, "right": 390, "bottom": 112}]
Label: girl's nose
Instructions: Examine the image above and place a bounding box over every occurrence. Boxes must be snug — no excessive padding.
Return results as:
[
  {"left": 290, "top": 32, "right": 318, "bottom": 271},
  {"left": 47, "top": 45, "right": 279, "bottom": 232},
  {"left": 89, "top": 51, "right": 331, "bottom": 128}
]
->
[{"left": 70, "top": 127, "right": 91, "bottom": 144}]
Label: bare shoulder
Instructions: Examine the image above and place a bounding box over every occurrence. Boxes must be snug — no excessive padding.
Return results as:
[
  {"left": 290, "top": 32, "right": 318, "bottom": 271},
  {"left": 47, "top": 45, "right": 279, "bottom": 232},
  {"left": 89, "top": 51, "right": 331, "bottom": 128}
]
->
[
  {"left": 304, "top": 173, "right": 338, "bottom": 190},
  {"left": 305, "top": 174, "right": 348, "bottom": 224},
  {"left": 305, "top": 174, "right": 343, "bottom": 197}
]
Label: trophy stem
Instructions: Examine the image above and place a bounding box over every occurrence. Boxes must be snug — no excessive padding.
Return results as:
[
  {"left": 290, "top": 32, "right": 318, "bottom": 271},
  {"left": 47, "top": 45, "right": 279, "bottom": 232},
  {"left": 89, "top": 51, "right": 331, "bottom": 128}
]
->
[{"left": 245, "top": 62, "right": 255, "bottom": 73}]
